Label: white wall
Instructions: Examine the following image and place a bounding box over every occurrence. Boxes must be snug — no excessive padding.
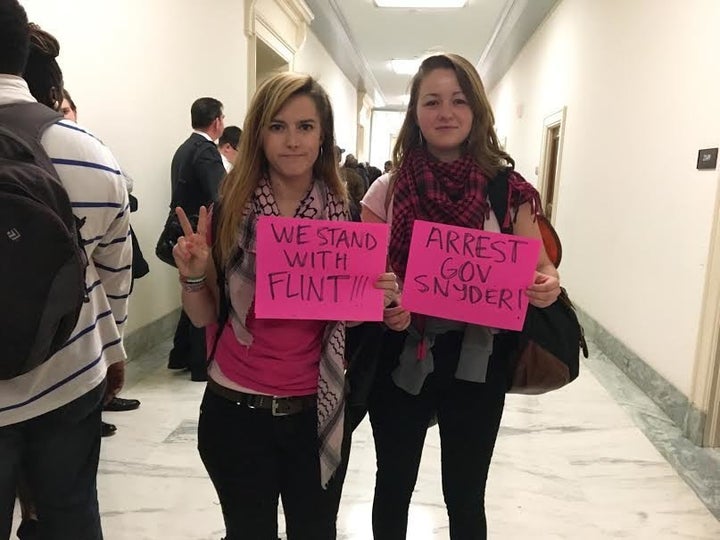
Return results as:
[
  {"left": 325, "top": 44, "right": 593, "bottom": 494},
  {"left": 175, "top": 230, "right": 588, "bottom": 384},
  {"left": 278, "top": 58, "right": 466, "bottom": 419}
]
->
[
  {"left": 370, "top": 110, "right": 405, "bottom": 168},
  {"left": 489, "top": 0, "right": 720, "bottom": 397},
  {"left": 294, "top": 31, "right": 357, "bottom": 156},
  {"left": 21, "top": 0, "right": 249, "bottom": 334}
]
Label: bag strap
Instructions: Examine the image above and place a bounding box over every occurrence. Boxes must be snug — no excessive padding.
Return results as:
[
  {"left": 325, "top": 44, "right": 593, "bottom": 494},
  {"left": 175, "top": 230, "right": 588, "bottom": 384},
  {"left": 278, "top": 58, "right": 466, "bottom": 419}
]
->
[
  {"left": 486, "top": 166, "right": 513, "bottom": 233},
  {"left": 0, "top": 102, "right": 63, "bottom": 180}
]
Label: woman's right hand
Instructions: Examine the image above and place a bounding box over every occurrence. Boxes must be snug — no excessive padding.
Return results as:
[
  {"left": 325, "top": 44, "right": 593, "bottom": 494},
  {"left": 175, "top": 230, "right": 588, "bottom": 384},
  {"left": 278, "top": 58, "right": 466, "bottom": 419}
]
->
[{"left": 172, "top": 206, "right": 210, "bottom": 278}]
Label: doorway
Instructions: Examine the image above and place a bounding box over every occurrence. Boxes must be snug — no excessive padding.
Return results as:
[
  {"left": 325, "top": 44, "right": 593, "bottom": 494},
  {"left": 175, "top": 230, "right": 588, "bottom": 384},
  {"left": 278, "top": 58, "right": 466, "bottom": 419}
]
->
[
  {"left": 707, "top": 341, "right": 720, "bottom": 446},
  {"left": 538, "top": 108, "right": 567, "bottom": 224},
  {"left": 256, "top": 38, "right": 289, "bottom": 89}
]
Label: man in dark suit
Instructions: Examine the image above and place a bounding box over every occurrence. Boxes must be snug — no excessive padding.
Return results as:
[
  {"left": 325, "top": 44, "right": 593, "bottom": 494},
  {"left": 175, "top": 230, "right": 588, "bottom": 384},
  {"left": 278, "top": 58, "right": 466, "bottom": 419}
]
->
[{"left": 167, "top": 97, "right": 226, "bottom": 381}]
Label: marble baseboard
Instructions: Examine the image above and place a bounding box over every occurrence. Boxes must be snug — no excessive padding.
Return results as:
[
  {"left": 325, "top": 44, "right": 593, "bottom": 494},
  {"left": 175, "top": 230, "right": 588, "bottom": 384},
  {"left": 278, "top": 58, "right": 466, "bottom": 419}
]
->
[
  {"left": 575, "top": 306, "right": 706, "bottom": 446},
  {"left": 123, "top": 309, "right": 180, "bottom": 365}
]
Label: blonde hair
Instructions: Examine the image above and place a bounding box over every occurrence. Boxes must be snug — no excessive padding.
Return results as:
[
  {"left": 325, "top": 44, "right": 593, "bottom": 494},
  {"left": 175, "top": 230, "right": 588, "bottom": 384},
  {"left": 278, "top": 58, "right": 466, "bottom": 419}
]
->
[
  {"left": 216, "top": 73, "right": 346, "bottom": 266},
  {"left": 392, "top": 53, "right": 514, "bottom": 177}
]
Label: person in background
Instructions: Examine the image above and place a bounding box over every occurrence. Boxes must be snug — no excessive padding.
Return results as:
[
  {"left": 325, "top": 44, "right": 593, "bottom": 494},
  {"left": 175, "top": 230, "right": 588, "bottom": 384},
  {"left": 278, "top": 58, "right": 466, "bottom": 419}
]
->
[
  {"left": 172, "top": 72, "right": 401, "bottom": 539},
  {"left": 59, "top": 88, "right": 142, "bottom": 438},
  {"left": 166, "top": 97, "right": 226, "bottom": 381},
  {"left": 59, "top": 86, "right": 75, "bottom": 118},
  {"left": 0, "top": 10, "right": 131, "bottom": 539},
  {"left": 217, "top": 125, "right": 241, "bottom": 172},
  {"left": 343, "top": 153, "right": 369, "bottom": 192},
  {"left": 383, "top": 159, "right": 393, "bottom": 174},
  {"left": 366, "top": 164, "right": 382, "bottom": 186},
  {"left": 363, "top": 53, "right": 561, "bottom": 540}
]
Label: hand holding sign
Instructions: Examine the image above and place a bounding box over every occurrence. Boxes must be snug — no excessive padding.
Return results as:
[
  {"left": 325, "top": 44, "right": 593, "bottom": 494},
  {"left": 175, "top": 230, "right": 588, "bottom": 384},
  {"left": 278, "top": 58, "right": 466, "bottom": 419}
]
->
[
  {"left": 172, "top": 205, "right": 210, "bottom": 278},
  {"left": 383, "top": 300, "right": 412, "bottom": 331},
  {"left": 527, "top": 271, "right": 561, "bottom": 308},
  {"left": 375, "top": 271, "right": 400, "bottom": 308}
]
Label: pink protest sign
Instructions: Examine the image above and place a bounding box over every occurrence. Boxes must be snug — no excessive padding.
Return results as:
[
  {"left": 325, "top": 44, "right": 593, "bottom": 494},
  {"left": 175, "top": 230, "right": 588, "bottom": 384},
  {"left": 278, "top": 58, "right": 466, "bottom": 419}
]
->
[
  {"left": 402, "top": 220, "right": 541, "bottom": 331},
  {"left": 255, "top": 216, "right": 389, "bottom": 321}
]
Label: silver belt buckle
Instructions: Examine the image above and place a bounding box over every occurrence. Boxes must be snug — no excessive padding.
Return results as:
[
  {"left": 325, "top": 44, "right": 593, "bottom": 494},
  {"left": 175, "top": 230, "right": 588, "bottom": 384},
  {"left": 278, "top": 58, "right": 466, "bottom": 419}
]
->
[{"left": 271, "top": 398, "right": 291, "bottom": 416}]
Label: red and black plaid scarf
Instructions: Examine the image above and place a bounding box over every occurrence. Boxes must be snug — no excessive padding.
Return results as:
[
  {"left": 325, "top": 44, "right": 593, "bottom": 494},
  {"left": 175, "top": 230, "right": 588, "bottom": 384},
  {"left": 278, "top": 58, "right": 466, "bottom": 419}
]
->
[
  {"left": 389, "top": 148, "right": 489, "bottom": 279},
  {"left": 389, "top": 147, "right": 541, "bottom": 280}
]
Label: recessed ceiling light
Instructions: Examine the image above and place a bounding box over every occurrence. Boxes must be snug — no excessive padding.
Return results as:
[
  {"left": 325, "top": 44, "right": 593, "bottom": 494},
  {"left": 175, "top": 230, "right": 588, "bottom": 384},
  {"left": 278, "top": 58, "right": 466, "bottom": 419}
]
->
[
  {"left": 390, "top": 58, "right": 422, "bottom": 75},
  {"left": 374, "top": 0, "right": 467, "bottom": 8}
]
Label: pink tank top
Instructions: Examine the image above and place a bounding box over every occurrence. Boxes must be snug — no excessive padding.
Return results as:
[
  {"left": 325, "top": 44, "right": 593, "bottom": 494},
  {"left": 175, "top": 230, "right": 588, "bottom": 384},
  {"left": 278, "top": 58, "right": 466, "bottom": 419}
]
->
[{"left": 207, "top": 302, "right": 325, "bottom": 397}]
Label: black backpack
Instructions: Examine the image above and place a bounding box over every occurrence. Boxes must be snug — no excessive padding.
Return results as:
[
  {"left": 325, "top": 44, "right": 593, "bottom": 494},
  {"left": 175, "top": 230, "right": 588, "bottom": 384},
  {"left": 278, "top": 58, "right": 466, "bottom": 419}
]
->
[{"left": 0, "top": 102, "right": 88, "bottom": 380}]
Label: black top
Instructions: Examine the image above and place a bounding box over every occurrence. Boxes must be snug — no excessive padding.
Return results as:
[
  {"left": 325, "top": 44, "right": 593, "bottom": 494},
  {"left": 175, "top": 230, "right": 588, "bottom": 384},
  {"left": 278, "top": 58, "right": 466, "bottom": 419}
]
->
[{"left": 170, "top": 132, "right": 226, "bottom": 214}]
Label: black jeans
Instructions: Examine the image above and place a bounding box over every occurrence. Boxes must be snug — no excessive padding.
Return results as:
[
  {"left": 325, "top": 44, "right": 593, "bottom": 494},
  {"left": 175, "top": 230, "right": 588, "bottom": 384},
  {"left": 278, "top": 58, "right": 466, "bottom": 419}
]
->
[
  {"left": 197, "top": 388, "right": 347, "bottom": 540},
  {"left": 369, "top": 331, "right": 507, "bottom": 540},
  {"left": 170, "top": 310, "right": 206, "bottom": 375},
  {"left": 0, "top": 381, "right": 105, "bottom": 540}
]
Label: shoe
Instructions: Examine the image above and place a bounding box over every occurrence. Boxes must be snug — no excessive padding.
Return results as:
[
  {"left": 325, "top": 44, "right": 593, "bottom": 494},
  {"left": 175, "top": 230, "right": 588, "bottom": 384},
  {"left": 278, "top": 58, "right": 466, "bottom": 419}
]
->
[
  {"left": 17, "top": 518, "right": 39, "bottom": 540},
  {"left": 102, "top": 421, "right": 117, "bottom": 437},
  {"left": 104, "top": 396, "right": 140, "bottom": 411},
  {"left": 168, "top": 350, "right": 188, "bottom": 370},
  {"left": 190, "top": 370, "right": 208, "bottom": 382}
]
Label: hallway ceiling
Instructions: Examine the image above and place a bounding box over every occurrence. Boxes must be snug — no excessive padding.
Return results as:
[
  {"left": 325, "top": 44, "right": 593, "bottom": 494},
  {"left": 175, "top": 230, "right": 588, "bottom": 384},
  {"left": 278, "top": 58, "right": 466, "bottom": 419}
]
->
[{"left": 304, "top": 0, "right": 560, "bottom": 108}]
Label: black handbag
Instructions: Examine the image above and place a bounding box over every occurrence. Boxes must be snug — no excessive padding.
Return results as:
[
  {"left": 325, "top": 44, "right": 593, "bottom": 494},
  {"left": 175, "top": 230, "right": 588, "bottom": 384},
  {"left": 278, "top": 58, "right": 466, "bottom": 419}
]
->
[
  {"left": 155, "top": 208, "right": 197, "bottom": 267},
  {"left": 487, "top": 168, "right": 588, "bottom": 395},
  {"left": 503, "top": 289, "right": 588, "bottom": 394}
]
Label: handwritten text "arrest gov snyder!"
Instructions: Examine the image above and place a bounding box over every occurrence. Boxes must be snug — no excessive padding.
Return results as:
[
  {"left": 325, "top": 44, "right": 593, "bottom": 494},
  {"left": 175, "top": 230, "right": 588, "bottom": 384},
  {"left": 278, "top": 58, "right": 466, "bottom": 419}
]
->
[{"left": 402, "top": 220, "right": 541, "bottom": 331}]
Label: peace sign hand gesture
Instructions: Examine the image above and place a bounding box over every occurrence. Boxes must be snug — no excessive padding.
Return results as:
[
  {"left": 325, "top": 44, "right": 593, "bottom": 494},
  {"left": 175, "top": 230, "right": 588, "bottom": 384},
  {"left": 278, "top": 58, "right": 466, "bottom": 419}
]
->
[{"left": 172, "top": 206, "right": 210, "bottom": 278}]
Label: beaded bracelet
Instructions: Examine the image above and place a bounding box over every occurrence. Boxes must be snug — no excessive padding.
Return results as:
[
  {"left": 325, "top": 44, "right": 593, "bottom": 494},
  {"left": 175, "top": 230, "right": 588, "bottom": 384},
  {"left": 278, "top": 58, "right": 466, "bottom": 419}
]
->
[{"left": 179, "top": 274, "right": 207, "bottom": 293}]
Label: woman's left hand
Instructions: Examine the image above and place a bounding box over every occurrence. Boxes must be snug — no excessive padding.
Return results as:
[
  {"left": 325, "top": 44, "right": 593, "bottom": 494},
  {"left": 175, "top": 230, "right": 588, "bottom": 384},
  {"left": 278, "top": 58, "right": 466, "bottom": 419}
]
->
[
  {"left": 526, "top": 271, "right": 561, "bottom": 308},
  {"left": 374, "top": 272, "right": 400, "bottom": 308},
  {"left": 384, "top": 303, "right": 411, "bottom": 331}
]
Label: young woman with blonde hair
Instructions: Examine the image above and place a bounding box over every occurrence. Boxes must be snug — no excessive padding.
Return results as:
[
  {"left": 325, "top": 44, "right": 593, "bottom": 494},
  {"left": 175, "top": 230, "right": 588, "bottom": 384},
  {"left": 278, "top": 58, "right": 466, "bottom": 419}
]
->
[
  {"left": 172, "top": 72, "right": 399, "bottom": 539},
  {"left": 363, "top": 53, "right": 561, "bottom": 539}
]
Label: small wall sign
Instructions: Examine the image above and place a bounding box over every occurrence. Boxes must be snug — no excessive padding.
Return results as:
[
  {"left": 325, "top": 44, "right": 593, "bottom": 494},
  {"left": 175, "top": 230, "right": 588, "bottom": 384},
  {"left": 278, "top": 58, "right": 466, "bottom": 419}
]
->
[{"left": 697, "top": 148, "right": 718, "bottom": 170}]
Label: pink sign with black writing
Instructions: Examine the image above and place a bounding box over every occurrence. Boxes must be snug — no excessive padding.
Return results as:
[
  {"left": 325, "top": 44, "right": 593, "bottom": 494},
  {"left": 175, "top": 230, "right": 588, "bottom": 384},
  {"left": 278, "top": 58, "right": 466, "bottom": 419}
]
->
[
  {"left": 256, "top": 216, "right": 389, "bottom": 321},
  {"left": 402, "top": 220, "right": 541, "bottom": 330}
]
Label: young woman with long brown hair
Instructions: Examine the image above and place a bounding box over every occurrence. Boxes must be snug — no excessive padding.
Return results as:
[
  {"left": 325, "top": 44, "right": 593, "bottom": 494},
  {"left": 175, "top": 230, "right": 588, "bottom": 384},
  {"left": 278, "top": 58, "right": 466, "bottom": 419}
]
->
[
  {"left": 172, "top": 72, "right": 400, "bottom": 540},
  {"left": 363, "top": 54, "right": 561, "bottom": 539}
]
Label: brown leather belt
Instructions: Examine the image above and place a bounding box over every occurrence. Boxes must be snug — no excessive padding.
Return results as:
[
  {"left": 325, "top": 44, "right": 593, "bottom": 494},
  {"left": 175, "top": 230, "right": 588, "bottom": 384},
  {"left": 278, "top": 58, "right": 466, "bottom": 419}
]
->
[{"left": 207, "top": 378, "right": 316, "bottom": 416}]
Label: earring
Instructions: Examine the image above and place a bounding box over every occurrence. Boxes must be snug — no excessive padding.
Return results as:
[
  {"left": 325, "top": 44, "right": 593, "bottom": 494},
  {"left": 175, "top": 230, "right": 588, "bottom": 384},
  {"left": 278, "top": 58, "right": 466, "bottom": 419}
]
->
[{"left": 418, "top": 130, "right": 424, "bottom": 145}]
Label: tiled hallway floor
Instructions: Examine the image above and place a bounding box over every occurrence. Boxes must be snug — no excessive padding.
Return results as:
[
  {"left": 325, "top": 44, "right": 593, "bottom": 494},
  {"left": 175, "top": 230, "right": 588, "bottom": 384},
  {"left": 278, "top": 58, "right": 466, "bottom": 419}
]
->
[{"left": 13, "top": 338, "right": 720, "bottom": 539}]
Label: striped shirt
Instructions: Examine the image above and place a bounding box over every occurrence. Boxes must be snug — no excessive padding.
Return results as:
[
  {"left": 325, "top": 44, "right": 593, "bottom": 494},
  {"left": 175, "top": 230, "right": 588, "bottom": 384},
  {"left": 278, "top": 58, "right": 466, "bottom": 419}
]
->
[{"left": 0, "top": 75, "right": 132, "bottom": 426}]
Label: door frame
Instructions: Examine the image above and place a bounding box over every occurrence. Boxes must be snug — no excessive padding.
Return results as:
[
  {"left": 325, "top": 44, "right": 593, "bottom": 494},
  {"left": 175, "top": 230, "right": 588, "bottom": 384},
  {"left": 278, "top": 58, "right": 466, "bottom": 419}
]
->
[
  {"left": 537, "top": 107, "right": 567, "bottom": 225},
  {"left": 693, "top": 170, "right": 720, "bottom": 446},
  {"left": 244, "top": 0, "right": 313, "bottom": 98}
]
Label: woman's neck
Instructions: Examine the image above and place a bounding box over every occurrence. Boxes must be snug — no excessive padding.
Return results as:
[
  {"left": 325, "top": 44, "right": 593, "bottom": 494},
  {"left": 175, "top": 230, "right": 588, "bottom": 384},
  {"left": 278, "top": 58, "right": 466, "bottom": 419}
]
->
[
  {"left": 270, "top": 173, "right": 313, "bottom": 215},
  {"left": 426, "top": 145, "right": 461, "bottom": 163}
]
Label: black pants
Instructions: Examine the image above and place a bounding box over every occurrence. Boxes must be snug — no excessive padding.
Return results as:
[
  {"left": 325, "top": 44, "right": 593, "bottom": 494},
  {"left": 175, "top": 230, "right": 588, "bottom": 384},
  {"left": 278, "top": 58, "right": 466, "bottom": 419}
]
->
[
  {"left": 170, "top": 310, "right": 206, "bottom": 376},
  {"left": 368, "top": 331, "right": 507, "bottom": 540},
  {"left": 0, "top": 382, "right": 105, "bottom": 540},
  {"left": 197, "top": 388, "right": 347, "bottom": 540}
]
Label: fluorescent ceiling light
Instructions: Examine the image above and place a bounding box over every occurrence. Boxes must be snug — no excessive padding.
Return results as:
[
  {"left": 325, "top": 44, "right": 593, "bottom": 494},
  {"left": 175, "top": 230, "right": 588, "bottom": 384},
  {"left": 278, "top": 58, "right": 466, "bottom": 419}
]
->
[
  {"left": 375, "top": 0, "right": 467, "bottom": 7},
  {"left": 390, "top": 58, "right": 422, "bottom": 75}
]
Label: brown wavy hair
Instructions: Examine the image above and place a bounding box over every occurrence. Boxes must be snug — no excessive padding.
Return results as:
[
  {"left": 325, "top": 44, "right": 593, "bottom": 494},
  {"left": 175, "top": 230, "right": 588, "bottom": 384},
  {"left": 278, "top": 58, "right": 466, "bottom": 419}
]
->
[
  {"left": 23, "top": 23, "right": 63, "bottom": 109},
  {"left": 392, "top": 53, "right": 514, "bottom": 177},
  {"left": 216, "top": 73, "right": 346, "bottom": 266}
]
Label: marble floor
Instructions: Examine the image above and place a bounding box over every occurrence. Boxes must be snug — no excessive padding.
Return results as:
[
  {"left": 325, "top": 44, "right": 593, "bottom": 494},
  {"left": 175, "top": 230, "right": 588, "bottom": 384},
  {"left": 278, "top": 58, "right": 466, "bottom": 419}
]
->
[{"left": 12, "top": 339, "right": 720, "bottom": 539}]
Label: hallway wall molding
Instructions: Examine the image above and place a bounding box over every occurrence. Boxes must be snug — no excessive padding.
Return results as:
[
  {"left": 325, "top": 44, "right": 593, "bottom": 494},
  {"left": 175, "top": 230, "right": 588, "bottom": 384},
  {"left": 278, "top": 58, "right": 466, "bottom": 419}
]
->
[
  {"left": 577, "top": 307, "right": 706, "bottom": 446},
  {"left": 124, "top": 308, "right": 181, "bottom": 365}
]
